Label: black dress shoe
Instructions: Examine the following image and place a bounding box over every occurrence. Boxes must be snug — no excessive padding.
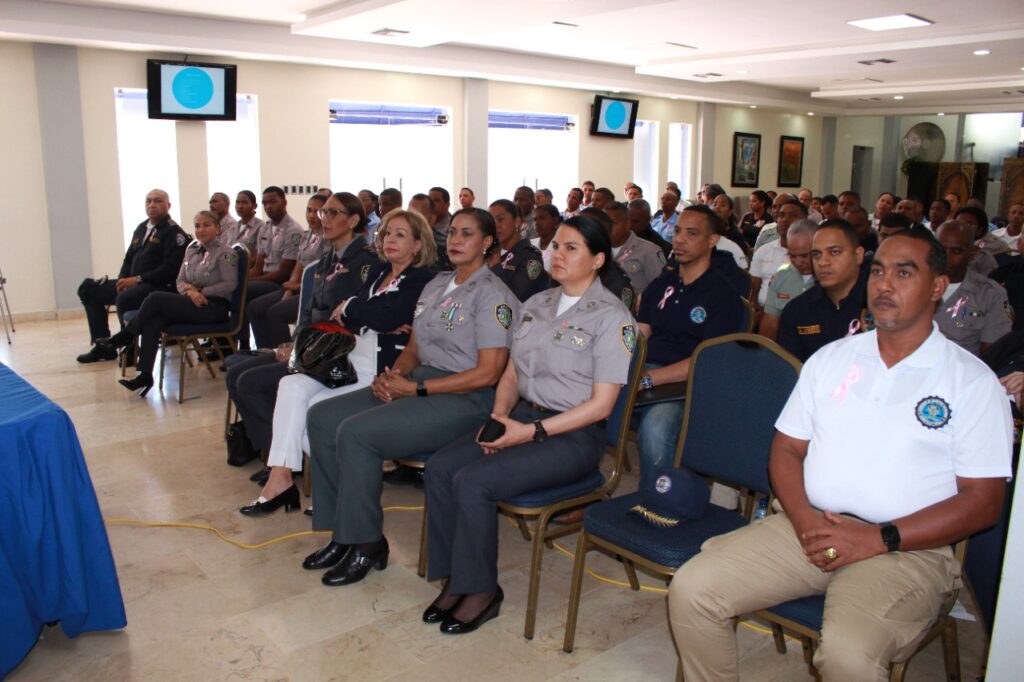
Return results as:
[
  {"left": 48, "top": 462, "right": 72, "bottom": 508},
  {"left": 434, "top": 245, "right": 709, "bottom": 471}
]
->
[
  {"left": 302, "top": 541, "right": 350, "bottom": 570},
  {"left": 382, "top": 464, "right": 424, "bottom": 488},
  {"left": 249, "top": 467, "right": 271, "bottom": 484},
  {"left": 77, "top": 344, "right": 118, "bottom": 363},
  {"left": 239, "top": 484, "right": 300, "bottom": 516},
  {"left": 439, "top": 586, "right": 504, "bottom": 635},
  {"left": 423, "top": 595, "right": 464, "bottom": 624},
  {"left": 118, "top": 373, "right": 154, "bottom": 397},
  {"left": 106, "top": 329, "right": 133, "bottom": 349},
  {"left": 321, "top": 538, "right": 389, "bottom": 586}
]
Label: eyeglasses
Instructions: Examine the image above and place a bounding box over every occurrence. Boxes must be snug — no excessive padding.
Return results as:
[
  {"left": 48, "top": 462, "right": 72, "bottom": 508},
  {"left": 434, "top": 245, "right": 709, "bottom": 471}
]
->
[{"left": 317, "top": 208, "right": 350, "bottom": 221}]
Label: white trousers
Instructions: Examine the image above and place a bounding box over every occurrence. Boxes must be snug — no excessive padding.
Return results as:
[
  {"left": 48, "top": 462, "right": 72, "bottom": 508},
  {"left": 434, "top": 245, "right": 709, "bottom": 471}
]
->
[{"left": 267, "top": 330, "right": 377, "bottom": 471}]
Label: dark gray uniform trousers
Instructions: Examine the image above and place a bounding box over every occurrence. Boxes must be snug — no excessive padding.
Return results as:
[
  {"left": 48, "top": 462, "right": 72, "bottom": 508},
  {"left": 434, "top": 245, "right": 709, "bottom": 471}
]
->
[
  {"left": 226, "top": 352, "right": 286, "bottom": 451},
  {"left": 82, "top": 279, "right": 161, "bottom": 341},
  {"left": 247, "top": 289, "right": 300, "bottom": 349},
  {"left": 306, "top": 366, "right": 493, "bottom": 545},
  {"left": 426, "top": 402, "right": 605, "bottom": 595}
]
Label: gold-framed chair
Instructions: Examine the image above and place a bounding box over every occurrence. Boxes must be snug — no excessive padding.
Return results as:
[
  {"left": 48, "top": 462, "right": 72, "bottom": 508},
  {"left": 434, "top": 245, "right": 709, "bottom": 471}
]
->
[
  {"left": 562, "top": 334, "right": 802, "bottom": 654},
  {"left": 159, "top": 244, "right": 249, "bottom": 402},
  {"left": 754, "top": 539, "right": 968, "bottom": 682}
]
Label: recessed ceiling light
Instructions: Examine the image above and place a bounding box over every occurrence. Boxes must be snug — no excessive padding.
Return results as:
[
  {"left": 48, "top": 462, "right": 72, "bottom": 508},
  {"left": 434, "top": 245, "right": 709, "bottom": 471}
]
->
[
  {"left": 938, "top": 112, "right": 945, "bottom": 116},
  {"left": 749, "top": 105, "right": 757, "bottom": 109},
  {"left": 807, "top": 112, "right": 815, "bottom": 116},
  {"left": 848, "top": 14, "right": 933, "bottom": 31},
  {"left": 736, "top": 69, "right": 748, "bottom": 74},
  {"left": 973, "top": 49, "right": 991, "bottom": 56},
  {"left": 893, "top": 95, "right": 905, "bottom": 100}
]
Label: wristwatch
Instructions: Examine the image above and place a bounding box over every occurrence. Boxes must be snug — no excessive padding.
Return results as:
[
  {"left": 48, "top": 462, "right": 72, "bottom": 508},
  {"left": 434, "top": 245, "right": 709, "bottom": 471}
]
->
[
  {"left": 532, "top": 420, "right": 548, "bottom": 442},
  {"left": 880, "top": 523, "right": 901, "bottom": 552},
  {"left": 640, "top": 375, "right": 655, "bottom": 391},
  {"left": 416, "top": 380, "right": 428, "bottom": 397},
  {"left": 135, "top": 275, "right": 143, "bottom": 285}
]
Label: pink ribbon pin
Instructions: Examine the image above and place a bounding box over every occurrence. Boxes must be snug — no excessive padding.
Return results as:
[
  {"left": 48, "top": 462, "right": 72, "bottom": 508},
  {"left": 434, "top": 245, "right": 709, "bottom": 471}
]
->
[
  {"left": 845, "top": 319, "right": 860, "bottom": 337},
  {"left": 830, "top": 364, "right": 863, "bottom": 403},
  {"left": 946, "top": 296, "right": 968, "bottom": 319},
  {"left": 501, "top": 252, "right": 515, "bottom": 267},
  {"left": 616, "top": 245, "right": 635, "bottom": 263},
  {"left": 658, "top": 286, "right": 676, "bottom": 310}
]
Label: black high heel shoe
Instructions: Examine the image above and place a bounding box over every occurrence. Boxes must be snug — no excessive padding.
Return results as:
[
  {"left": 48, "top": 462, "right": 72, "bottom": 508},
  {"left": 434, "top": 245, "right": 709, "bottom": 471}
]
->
[
  {"left": 104, "top": 329, "right": 134, "bottom": 350},
  {"left": 118, "top": 373, "right": 154, "bottom": 397},
  {"left": 439, "top": 586, "right": 504, "bottom": 635},
  {"left": 321, "top": 537, "right": 389, "bottom": 586},
  {"left": 239, "top": 484, "right": 300, "bottom": 516}
]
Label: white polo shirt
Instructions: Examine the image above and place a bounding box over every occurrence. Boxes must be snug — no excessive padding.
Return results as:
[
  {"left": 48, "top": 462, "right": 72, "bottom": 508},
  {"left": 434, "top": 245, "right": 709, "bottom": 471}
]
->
[
  {"left": 775, "top": 323, "right": 1012, "bottom": 523},
  {"left": 750, "top": 240, "right": 789, "bottom": 307}
]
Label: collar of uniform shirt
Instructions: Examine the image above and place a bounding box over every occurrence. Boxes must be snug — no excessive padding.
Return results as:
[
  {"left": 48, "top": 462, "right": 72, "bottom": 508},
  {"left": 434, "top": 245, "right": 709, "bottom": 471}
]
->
[{"left": 855, "top": 321, "right": 944, "bottom": 368}]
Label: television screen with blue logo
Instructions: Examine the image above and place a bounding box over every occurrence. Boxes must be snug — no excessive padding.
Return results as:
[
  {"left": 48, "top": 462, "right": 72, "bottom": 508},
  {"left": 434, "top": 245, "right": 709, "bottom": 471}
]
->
[
  {"left": 589, "top": 95, "right": 639, "bottom": 139},
  {"left": 146, "top": 59, "right": 237, "bottom": 121}
]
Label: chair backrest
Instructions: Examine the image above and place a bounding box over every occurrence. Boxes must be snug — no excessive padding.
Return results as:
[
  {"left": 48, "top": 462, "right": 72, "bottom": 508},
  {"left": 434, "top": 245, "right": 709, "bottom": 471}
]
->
[
  {"left": 296, "top": 260, "right": 320, "bottom": 332},
  {"left": 606, "top": 332, "right": 648, "bottom": 491},
  {"left": 740, "top": 298, "right": 755, "bottom": 333},
  {"left": 225, "top": 244, "right": 250, "bottom": 335},
  {"left": 672, "top": 333, "right": 801, "bottom": 496},
  {"left": 736, "top": 268, "right": 755, "bottom": 301}
]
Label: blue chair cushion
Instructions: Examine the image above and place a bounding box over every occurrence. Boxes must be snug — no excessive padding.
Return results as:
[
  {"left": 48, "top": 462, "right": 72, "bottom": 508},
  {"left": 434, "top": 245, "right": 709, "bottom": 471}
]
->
[
  {"left": 504, "top": 469, "right": 606, "bottom": 508},
  {"left": 583, "top": 491, "right": 748, "bottom": 568},
  {"left": 766, "top": 595, "right": 824, "bottom": 631},
  {"left": 397, "top": 452, "right": 433, "bottom": 464},
  {"left": 122, "top": 310, "right": 138, "bottom": 324}
]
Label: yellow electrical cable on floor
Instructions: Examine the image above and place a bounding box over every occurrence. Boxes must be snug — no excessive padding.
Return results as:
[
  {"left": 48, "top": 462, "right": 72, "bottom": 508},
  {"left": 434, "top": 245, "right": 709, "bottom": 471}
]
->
[{"left": 106, "top": 506, "right": 793, "bottom": 641}]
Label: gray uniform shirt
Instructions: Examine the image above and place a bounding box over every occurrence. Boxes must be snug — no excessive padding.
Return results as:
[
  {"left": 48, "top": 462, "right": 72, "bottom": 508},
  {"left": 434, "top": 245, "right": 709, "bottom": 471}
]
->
[
  {"left": 934, "top": 269, "right": 1012, "bottom": 355},
  {"left": 764, "top": 263, "right": 816, "bottom": 317},
  {"left": 176, "top": 239, "right": 239, "bottom": 300},
  {"left": 412, "top": 266, "right": 519, "bottom": 373},
  {"left": 219, "top": 215, "right": 238, "bottom": 241},
  {"left": 222, "top": 216, "right": 264, "bottom": 253},
  {"left": 614, "top": 231, "right": 667, "bottom": 295},
  {"left": 256, "top": 214, "right": 304, "bottom": 273},
  {"left": 297, "top": 229, "right": 329, "bottom": 267},
  {"left": 512, "top": 278, "right": 635, "bottom": 412}
]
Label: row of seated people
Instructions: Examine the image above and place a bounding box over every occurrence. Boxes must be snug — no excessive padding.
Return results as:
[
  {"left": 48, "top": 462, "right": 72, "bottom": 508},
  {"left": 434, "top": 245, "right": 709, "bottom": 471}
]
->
[{"left": 73, "top": 181, "right": 1014, "bottom": 676}]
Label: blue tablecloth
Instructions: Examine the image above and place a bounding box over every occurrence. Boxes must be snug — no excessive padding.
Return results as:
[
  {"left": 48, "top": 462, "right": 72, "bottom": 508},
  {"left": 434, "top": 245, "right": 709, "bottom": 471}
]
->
[{"left": 0, "top": 362, "right": 125, "bottom": 677}]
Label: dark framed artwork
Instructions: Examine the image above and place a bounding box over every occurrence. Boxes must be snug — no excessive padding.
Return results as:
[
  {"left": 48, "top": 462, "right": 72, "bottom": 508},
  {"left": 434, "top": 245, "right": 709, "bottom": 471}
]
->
[
  {"left": 731, "top": 132, "right": 761, "bottom": 188},
  {"left": 777, "top": 135, "right": 805, "bottom": 187}
]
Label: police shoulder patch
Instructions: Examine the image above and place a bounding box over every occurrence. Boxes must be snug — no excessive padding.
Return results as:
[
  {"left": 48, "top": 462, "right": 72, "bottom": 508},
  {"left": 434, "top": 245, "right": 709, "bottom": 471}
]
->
[
  {"left": 1004, "top": 299, "right": 1015, "bottom": 324},
  {"left": 224, "top": 252, "right": 238, "bottom": 266},
  {"left": 495, "top": 303, "right": 513, "bottom": 330},
  {"left": 621, "top": 286, "right": 635, "bottom": 310},
  {"left": 176, "top": 233, "right": 187, "bottom": 246},
  {"left": 621, "top": 324, "right": 637, "bottom": 354},
  {"left": 290, "top": 232, "right": 302, "bottom": 246},
  {"left": 657, "top": 250, "right": 667, "bottom": 264},
  {"left": 915, "top": 396, "right": 951, "bottom": 429},
  {"left": 526, "top": 259, "right": 543, "bottom": 280}
]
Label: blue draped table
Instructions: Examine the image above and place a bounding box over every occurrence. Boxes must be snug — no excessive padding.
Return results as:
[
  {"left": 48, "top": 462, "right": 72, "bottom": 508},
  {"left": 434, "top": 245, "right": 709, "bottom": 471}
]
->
[{"left": 0, "top": 362, "right": 125, "bottom": 677}]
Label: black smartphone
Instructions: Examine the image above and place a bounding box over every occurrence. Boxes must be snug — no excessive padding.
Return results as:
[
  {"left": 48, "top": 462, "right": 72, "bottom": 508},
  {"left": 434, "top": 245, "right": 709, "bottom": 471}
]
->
[{"left": 478, "top": 418, "right": 506, "bottom": 444}]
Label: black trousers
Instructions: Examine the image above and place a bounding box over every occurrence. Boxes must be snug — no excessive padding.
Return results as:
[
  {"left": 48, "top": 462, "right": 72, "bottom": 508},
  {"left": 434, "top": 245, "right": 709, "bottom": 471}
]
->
[
  {"left": 238, "top": 280, "right": 282, "bottom": 350},
  {"left": 247, "top": 290, "right": 300, "bottom": 349},
  {"left": 127, "top": 291, "right": 229, "bottom": 374},
  {"left": 81, "top": 278, "right": 160, "bottom": 342},
  {"left": 425, "top": 402, "right": 605, "bottom": 595},
  {"left": 226, "top": 353, "right": 287, "bottom": 451}
]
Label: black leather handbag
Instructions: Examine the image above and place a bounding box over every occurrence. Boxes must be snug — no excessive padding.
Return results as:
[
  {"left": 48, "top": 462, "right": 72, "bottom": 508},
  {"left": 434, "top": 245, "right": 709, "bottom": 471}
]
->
[
  {"left": 225, "top": 420, "right": 259, "bottom": 467},
  {"left": 288, "top": 321, "right": 359, "bottom": 388}
]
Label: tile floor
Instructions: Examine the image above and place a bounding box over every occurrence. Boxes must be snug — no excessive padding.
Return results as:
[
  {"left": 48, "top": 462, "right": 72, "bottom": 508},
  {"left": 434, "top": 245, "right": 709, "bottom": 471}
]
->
[{"left": 2, "top": 318, "right": 990, "bottom": 680}]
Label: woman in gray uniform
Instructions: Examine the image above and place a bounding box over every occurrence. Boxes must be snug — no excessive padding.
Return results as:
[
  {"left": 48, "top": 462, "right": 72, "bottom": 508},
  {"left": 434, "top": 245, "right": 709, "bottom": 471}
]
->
[
  {"left": 422, "top": 214, "right": 636, "bottom": 633},
  {"left": 103, "top": 210, "right": 239, "bottom": 396},
  {"left": 301, "top": 208, "right": 520, "bottom": 584},
  {"left": 488, "top": 199, "right": 550, "bottom": 302}
]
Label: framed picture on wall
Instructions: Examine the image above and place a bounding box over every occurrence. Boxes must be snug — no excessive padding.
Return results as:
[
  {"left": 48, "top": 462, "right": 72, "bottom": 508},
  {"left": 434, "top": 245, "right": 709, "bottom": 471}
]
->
[
  {"left": 731, "top": 132, "right": 761, "bottom": 188},
  {"left": 778, "top": 135, "right": 805, "bottom": 187}
]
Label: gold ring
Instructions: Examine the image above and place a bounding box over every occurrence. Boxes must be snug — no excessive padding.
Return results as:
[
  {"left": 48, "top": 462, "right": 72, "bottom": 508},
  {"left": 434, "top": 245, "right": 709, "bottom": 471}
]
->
[{"left": 824, "top": 547, "right": 838, "bottom": 561}]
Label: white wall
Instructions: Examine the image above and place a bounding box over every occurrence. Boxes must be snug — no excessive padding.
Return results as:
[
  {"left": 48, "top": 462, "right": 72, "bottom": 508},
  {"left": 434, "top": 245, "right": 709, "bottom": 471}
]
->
[
  {"left": 713, "top": 106, "right": 823, "bottom": 197},
  {"left": 0, "top": 41, "right": 55, "bottom": 315},
  {"left": 833, "top": 116, "right": 885, "bottom": 199}
]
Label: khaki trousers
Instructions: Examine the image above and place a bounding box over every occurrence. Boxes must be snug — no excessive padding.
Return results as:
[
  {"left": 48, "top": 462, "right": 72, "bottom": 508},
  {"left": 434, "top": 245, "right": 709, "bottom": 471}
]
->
[{"left": 667, "top": 513, "right": 959, "bottom": 681}]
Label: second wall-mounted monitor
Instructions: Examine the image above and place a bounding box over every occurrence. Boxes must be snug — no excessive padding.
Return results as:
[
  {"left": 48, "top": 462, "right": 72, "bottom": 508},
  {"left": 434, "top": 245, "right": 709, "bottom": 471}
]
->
[{"left": 589, "top": 94, "right": 639, "bottom": 139}]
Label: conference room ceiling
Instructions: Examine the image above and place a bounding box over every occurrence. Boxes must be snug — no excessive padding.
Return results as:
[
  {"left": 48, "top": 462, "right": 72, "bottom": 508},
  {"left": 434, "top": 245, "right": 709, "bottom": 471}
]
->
[{"left": 13, "top": 0, "right": 1024, "bottom": 114}]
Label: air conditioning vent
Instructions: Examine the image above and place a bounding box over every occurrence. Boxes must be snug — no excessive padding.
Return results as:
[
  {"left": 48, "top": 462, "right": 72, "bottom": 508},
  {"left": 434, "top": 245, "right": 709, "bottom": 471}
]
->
[
  {"left": 858, "top": 58, "right": 896, "bottom": 66},
  {"left": 372, "top": 28, "right": 409, "bottom": 37}
]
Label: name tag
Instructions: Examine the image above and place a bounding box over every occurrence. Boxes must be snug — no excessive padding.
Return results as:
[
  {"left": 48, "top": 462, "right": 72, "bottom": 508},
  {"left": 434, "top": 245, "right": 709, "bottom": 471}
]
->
[
  {"left": 797, "top": 324, "right": 821, "bottom": 335},
  {"left": 777, "top": 293, "right": 790, "bottom": 300}
]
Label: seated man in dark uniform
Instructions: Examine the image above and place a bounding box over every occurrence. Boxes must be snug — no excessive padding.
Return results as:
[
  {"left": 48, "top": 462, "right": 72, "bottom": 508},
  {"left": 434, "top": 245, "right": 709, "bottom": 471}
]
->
[
  {"left": 778, "top": 219, "right": 868, "bottom": 362},
  {"left": 77, "top": 188, "right": 189, "bottom": 363}
]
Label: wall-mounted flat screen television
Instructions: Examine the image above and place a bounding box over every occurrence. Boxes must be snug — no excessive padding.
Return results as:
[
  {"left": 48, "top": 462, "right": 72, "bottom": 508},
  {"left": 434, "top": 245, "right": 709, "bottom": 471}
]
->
[
  {"left": 146, "top": 59, "right": 237, "bottom": 121},
  {"left": 589, "top": 94, "right": 639, "bottom": 139}
]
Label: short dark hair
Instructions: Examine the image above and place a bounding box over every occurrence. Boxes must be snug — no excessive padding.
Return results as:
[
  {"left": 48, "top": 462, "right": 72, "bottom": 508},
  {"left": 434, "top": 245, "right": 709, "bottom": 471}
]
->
[
  {"left": 881, "top": 228, "right": 947, "bottom": 275},
  {"left": 380, "top": 187, "right": 402, "bottom": 204},
  {"left": 537, "top": 188, "right": 553, "bottom": 200},
  {"left": 877, "top": 191, "right": 898, "bottom": 203},
  {"left": 580, "top": 207, "right": 613, "bottom": 232},
  {"left": 460, "top": 187, "right": 475, "bottom": 197},
  {"left": 604, "top": 201, "right": 629, "bottom": 220},
  {"left": 630, "top": 184, "right": 643, "bottom": 195},
  {"left": 945, "top": 191, "right": 961, "bottom": 201},
  {"left": 488, "top": 198, "right": 521, "bottom": 220},
  {"left": 932, "top": 198, "right": 951, "bottom": 211},
  {"left": 569, "top": 187, "right": 584, "bottom": 199},
  {"left": 628, "top": 198, "right": 652, "bottom": 218},
  {"left": 955, "top": 206, "right": 990, "bottom": 232},
  {"left": 308, "top": 193, "right": 328, "bottom": 206},
  {"left": 667, "top": 186, "right": 682, "bottom": 198},
  {"left": 263, "top": 186, "right": 286, "bottom": 200},
  {"left": 682, "top": 204, "right": 725, "bottom": 236},
  {"left": 780, "top": 199, "right": 808, "bottom": 217},
  {"left": 594, "top": 187, "right": 615, "bottom": 201},
  {"left": 582, "top": 180, "right": 595, "bottom": 189},
  {"left": 838, "top": 190, "right": 860, "bottom": 203},
  {"left": 535, "top": 203, "right": 560, "bottom": 221},
  {"left": 412, "top": 192, "right": 435, "bottom": 211},
  {"left": 237, "top": 190, "right": 257, "bottom": 204},
  {"left": 821, "top": 194, "right": 839, "bottom": 206},
  {"left": 704, "top": 183, "right": 726, "bottom": 201},
  {"left": 515, "top": 185, "right": 535, "bottom": 199},
  {"left": 429, "top": 187, "right": 450, "bottom": 204},
  {"left": 359, "top": 189, "right": 378, "bottom": 202},
  {"left": 880, "top": 212, "right": 911, "bottom": 230},
  {"left": 817, "top": 218, "right": 861, "bottom": 249}
]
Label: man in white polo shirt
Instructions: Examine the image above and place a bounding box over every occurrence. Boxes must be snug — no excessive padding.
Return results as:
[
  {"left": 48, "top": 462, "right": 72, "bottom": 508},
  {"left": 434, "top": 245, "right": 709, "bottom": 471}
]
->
[{"left": 668, "top": 229, "right": 1012, "bottom": 681}]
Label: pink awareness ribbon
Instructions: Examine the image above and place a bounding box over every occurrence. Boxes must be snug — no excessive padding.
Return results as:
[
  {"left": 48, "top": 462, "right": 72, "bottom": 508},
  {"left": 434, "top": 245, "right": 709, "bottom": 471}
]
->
[
  {"left": 657, "top": 286, "right": 675, "bottom": 310},
  {"left": 616, "top": 245, "right": 634, "bottom": 263},
  {"left": 501, "top": 251, "right": 515, "bottom": 267},
  {"left": 845, "top": 319, "right": 860, "bottom": 337},
  {"left": 829, "top": 364, "right": 864, "bottom": 403},
  {"left": 946, "top": 296, "right": 968, "bottom": 319}
]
